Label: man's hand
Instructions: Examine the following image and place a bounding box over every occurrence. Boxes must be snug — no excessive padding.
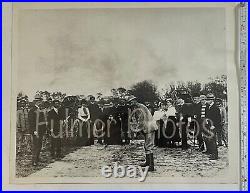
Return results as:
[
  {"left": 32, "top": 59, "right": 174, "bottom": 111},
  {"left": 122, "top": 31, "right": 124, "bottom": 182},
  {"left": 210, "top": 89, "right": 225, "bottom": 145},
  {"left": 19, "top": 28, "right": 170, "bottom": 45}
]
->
[{"left": 34, "top": 131, "right": 38, "bottom": 137}]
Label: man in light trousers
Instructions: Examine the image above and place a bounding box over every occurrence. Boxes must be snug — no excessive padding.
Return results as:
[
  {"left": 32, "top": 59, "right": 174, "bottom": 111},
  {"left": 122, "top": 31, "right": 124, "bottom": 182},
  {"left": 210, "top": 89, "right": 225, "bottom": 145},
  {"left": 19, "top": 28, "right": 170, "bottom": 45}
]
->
[{"left": 128, "top": 96, "right": 157, "bottom": 172}]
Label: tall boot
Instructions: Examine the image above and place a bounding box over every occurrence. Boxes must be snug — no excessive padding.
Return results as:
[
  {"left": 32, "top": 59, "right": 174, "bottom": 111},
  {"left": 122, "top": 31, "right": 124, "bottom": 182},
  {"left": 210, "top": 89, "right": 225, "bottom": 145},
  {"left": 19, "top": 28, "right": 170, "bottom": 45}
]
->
[
  {"left": 148, "top": 153, "right": 155, "bottom": 172},
  {"left": 140, "top": 154, "right": 149, "bottom": 167}
]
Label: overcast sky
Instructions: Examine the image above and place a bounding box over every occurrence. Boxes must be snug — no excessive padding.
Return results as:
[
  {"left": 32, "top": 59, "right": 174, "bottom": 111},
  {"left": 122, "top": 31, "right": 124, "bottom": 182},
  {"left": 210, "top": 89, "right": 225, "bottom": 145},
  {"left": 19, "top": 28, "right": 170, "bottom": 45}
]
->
[{"left": 16, "top": 8, "right": 226, "bottom": 98}]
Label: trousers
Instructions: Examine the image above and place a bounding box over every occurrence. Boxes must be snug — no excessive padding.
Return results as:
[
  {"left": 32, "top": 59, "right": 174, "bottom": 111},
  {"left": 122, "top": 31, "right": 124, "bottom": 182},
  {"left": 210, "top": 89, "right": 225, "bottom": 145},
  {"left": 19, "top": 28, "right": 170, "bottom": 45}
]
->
[
  {"left": 143, "top": 131, "right": 155, "bottom": 154},
  {"left": 32, "top": 134, "right": 44, "bottom": 163}
]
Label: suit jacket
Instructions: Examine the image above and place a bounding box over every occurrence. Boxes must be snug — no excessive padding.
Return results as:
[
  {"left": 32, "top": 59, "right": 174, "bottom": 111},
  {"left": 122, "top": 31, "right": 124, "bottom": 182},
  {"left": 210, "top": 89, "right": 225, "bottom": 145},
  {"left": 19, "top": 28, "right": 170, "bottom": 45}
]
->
[
  {"left": 130, "top": 103, "right": 157, "bottom": 134},
  {"left": 176, "top": 103, "right": 193, "bottom": 122},
  {"left": 206, "top": 103, "right": 221, "bottom": 129},
  {"left": 88, "top": 103, "right": 102, "bottom": 122},
  {"left": 219, "top": 106, "right": 227, "bottom": 124},
  {"left": 28, "top": 106, "right": 47, "bottom": 135},
  {"left": 117, "top": 105, "right": 129, "bottom": 123},
  {"left": 47, "top": 108, "right": 63, "bottom": 134},
  {"left": 16, "top": 108, "right": 29, "bottom": 131},
  {"left": 193, "top": 103, "right": 208, "bottom": 121}
]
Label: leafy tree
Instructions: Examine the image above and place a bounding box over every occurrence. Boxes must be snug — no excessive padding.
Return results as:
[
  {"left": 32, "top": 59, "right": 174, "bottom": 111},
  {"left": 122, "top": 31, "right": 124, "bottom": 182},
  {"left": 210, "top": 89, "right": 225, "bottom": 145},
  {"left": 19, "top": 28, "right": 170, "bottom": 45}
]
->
[
  {"left": 111, "top": 88, "right": 119, "bottom": 98},
  {"left": 186, "top": 81, "right": 202, "bottom": 96},
  {"left": 202, "top": 75, "right": 227, "bottom": 99},
  {"left": 130, "top": 80, "right": 160, "bottom": 103}
]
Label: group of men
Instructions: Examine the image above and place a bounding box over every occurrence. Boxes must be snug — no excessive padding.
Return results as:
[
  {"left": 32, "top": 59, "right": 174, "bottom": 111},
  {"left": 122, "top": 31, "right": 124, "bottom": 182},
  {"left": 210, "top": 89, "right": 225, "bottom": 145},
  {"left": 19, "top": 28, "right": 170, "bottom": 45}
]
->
[
  {"left": 191, "top": 93, "right": 227, "bottom": 160},
  {"left": 16, "top": 92, "right": 227, "bottom": 169},
  {"left": 16, "top": 94, "right": 133, "bottom": 166}
]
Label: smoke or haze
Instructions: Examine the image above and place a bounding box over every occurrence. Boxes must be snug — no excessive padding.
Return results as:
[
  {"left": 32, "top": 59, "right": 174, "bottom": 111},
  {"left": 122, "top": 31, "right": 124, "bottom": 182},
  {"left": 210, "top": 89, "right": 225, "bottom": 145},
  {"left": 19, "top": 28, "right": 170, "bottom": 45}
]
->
[{"left": 16, "top": 8, "right": 226, "bottom": 98}]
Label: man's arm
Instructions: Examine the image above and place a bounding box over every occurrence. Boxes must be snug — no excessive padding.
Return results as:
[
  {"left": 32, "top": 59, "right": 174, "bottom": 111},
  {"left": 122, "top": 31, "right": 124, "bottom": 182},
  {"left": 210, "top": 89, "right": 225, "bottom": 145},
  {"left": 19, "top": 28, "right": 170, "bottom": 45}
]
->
[
  {"left": 28, "top": 109, "right": 36, "bottom": 134},
  {"left": 213, "top": 107, "right": 222, "bottom": 129}
]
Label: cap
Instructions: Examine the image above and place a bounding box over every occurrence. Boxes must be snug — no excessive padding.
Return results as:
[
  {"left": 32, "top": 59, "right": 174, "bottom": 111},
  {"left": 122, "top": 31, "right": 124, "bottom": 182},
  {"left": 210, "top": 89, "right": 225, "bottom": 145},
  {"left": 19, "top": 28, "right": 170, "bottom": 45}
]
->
[{"left": 20, "top": 97, "right": 26, "bottom": 103}]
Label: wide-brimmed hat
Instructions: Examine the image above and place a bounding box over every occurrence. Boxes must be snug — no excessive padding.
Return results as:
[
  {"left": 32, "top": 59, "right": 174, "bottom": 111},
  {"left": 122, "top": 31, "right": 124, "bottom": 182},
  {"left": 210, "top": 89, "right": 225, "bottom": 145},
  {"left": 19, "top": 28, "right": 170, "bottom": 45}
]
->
[
  {"left": 127, "top": 96, "right": 137, "bottom": 102},
  {"left": 176, "top": 98, "right": 184, "bottom": 106},
  {"left": 34, "top": 93, "right": 43, "bottom": 101},
  {"left": 166, "top": 98, "right": 173, "bottom": 102},
  {"left": 200, "top": 95, "right": 206, "bottom": 100},
  {"left": 103, "top": 100, "right": 113, "bottom": 107},
  {"left": 206, "top": 93, "right": 215, "bottom": 100}
]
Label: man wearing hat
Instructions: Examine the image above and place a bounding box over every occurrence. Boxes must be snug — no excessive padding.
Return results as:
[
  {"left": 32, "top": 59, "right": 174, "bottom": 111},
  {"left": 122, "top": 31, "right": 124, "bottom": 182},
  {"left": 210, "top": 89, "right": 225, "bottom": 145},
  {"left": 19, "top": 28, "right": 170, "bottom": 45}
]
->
[
  {"left": 192, "top": 94, "right": 207, "bottom": 151},
  {"left": 176, "top": 98, "right": 192, "bottom": 150},
  {"left": 16, "top": 97, "right": 29, "bottom": 154},
  {"left": 28, "top": 94, "right": 47, "bottom": 166},
  {"left": 118, "top": 99, "right": 130, "bottom": 145},
  {"left": 108, "top": 98, "right": 122, "bottom": 145},
  {"left": 215, "top": 98, "right": 228, "bottom": 147},
  {"left": 47, "top": 99, "right": 64, "bottom": 160},
  {"left": 128, "top": 96, "right": 158, "bottom": 171},
  {"left": 102, "top": 100, "right": 114, "bottom": 145},
  {"left": 88, "top": 96, "right": 102, "bottom": 145},
  {"left": 204, "top": 93, "right": 221, "bottom": 160}
]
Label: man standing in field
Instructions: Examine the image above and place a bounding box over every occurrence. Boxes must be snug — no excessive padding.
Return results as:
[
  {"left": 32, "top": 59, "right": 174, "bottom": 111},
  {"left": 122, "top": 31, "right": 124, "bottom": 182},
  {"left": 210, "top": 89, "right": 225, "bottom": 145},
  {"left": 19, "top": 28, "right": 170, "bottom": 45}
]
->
[{"left": 128, "top": 96, "right": 158, "bottom": 172}]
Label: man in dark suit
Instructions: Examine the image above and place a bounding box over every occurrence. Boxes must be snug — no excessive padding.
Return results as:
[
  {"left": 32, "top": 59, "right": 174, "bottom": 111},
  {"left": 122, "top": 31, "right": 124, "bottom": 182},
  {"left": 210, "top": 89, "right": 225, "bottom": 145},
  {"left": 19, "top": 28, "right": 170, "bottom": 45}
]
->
[
  {"left": 109, "top": 99, "right": 122, "bottom": 145},
  {"left": 204, "top": 93, "right": 221, "bottom": 160},
  {"left": 102, "top": 101, "right": 114, "bottom": 145},
  {"left": 88, "top": 96, "right": 102, "bottom": 145},
  {"left": 176, "top": 99, "right": 193, "bottom": 150},
  {"left": 47, "top": 99, "right": 63, "bottom": 160},
  {"left": 117, "top": 99, "right": 130, "bottom": 145},
  {"left": 192, "top": 94, "right": 207, "bottom": 151},
  {"left": 28, "top": 94, "right": 47, "bottom": 166}
]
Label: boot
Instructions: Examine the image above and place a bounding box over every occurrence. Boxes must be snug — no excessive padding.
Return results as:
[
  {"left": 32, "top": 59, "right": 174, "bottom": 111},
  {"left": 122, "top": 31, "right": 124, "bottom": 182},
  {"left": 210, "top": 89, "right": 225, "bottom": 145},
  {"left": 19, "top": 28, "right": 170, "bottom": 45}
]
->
[
  {"left": 148, "top": 153, "right": 155, "bottom": 172},
  {"left": 202, "top": 150, "right": 210, "bottom": 155},
  {"left": 209, "top": 153, "right": 218, "bottom": 160},
  {"left": 198, "top": 144, "right": 205, "bottom": 152},
  {"left": 32, "top": 159, "right": 38, "bottom": 166},
  {"left": 140, "top": 154, "right": 149, "bottom": 167}
]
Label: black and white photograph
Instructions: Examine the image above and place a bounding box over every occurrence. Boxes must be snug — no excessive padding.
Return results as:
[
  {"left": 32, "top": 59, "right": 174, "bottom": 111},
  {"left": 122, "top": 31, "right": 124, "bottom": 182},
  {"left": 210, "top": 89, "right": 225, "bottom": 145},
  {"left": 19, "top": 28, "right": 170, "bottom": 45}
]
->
[{"left": 3, "top": 2, "right": 241, "bottom": 191}]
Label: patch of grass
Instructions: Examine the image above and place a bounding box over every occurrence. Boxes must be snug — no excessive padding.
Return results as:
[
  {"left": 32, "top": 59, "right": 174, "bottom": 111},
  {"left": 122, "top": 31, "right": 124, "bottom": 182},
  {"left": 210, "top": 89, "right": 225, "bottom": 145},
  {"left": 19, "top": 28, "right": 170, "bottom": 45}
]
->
[{"left": 15, "top": 141, "right": 79, "bottom": 178}]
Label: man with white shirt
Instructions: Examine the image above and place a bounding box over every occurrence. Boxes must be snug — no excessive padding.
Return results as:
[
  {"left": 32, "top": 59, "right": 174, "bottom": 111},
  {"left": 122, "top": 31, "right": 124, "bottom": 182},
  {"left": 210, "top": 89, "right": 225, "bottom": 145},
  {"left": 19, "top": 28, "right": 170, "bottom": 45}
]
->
[
  {"left": 153, "top": 102, "right": 167, "bottom": 147},
  {"left": 176, "top": 98, "right": 192, "bottom": 150},
  {"left": 165, "top": 98, "right": 179, "bottom": 147}
]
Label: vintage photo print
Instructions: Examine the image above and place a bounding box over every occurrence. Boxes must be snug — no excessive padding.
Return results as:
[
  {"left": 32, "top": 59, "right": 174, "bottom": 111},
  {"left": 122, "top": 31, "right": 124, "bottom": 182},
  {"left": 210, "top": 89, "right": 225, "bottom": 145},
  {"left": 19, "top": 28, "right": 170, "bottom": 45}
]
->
[{"left": 3, "top": 2, "right": 240, "bottom": 190}]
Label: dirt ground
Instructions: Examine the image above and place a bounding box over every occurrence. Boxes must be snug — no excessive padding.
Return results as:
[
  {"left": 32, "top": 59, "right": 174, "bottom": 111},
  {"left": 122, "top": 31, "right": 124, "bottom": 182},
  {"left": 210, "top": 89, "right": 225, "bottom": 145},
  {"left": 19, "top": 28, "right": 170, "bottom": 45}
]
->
[
  {"left": 15, "top": 143, "right": 79, "bottom": 178},
  {"left": 25, "top": 140, "right": 228, "bottom": 178}
]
